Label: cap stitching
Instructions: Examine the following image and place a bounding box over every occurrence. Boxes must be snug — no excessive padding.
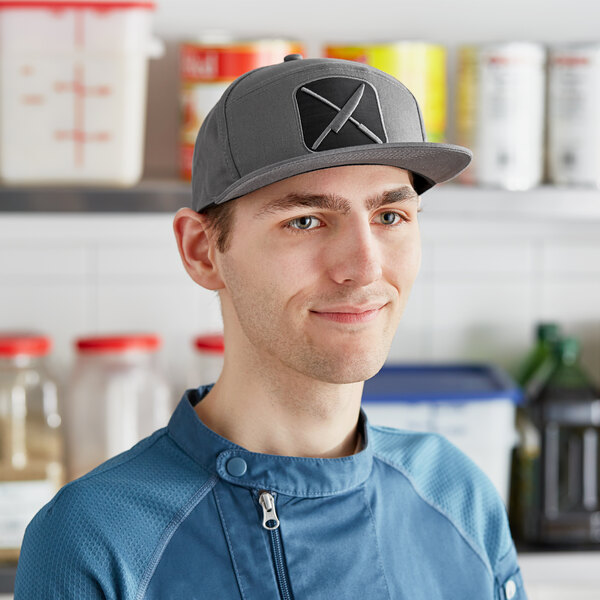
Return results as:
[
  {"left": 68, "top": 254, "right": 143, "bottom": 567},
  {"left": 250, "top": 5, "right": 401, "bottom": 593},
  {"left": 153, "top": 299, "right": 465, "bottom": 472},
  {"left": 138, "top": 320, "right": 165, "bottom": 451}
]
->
[{"left": 219, "top": 69, "right": 262, "bottom": 180}]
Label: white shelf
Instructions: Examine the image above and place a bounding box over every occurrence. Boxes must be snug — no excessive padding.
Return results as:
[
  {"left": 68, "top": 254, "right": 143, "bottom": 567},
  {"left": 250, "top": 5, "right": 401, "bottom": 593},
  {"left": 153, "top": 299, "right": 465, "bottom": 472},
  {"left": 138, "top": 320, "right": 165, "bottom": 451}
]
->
[{"left": 424, "top": 184, "right": 600, "bottom": 222}]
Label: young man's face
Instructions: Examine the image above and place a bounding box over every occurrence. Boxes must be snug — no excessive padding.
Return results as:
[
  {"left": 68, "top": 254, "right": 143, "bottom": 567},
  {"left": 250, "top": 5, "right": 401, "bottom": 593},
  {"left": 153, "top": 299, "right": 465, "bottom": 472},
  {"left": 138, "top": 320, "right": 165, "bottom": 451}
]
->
[{"left": 213, "top": 164, "right": 422, "bottom": 385}]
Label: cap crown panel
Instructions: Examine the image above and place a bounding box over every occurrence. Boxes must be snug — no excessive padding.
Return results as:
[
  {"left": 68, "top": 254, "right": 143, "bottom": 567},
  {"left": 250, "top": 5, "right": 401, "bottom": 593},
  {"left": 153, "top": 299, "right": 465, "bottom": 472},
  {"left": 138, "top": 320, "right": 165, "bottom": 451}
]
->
[{"left": 225, "top": 63, "right": 425, "bottom": 178}]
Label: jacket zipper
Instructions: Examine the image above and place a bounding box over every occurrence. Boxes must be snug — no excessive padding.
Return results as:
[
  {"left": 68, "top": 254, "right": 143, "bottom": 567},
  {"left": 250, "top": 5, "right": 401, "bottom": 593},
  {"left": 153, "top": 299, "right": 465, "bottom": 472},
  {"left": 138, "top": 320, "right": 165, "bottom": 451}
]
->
[{"left": 258, "top": 490, "right": 294, "bottom": 600}]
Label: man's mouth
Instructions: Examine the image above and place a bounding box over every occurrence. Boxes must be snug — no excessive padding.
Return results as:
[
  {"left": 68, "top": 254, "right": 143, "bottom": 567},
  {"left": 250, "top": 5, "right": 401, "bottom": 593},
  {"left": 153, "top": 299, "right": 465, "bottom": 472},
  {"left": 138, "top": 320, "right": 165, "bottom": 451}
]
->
[{"left": 309, "top": 303, "right": 387, "bottom": 324}]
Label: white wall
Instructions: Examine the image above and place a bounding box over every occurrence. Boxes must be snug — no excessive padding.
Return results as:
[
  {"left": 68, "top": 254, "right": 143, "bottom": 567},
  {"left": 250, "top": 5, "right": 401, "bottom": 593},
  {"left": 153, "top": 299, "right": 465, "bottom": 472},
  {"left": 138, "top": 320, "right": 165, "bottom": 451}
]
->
[{"left": 152, "top": 0, "right": 595, "bottom": 45}]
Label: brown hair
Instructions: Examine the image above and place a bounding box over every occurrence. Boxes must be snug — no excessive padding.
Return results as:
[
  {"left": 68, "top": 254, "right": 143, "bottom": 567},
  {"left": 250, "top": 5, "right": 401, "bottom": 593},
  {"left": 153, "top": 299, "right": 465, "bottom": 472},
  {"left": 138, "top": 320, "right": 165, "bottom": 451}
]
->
[{"left": 200, "top": 199, "right": 237, "bottom": 254}]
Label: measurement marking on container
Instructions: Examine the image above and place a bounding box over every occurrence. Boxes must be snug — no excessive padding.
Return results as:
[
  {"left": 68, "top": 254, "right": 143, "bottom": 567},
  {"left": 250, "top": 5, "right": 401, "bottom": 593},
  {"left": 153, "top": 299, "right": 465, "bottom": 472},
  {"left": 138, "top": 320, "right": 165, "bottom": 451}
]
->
[
  {"left": 75, "top": 10, "right": 85, "bottom": 51},
  {"left": 21, "top": 95, "right": 44, "bottom": 106},
  {"left": 74, "top": 63, "right": 84, "bottom": 166},
  {"left": 44, "top": 11, "right": 115, "bottom": 167}
]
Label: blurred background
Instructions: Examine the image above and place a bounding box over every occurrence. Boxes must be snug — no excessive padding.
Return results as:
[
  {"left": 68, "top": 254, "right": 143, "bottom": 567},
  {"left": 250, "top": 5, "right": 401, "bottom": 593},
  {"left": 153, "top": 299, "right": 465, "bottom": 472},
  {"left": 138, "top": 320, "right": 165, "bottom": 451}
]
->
[{"left": 2, "top": 0, "right": 600, "bottom": 598}]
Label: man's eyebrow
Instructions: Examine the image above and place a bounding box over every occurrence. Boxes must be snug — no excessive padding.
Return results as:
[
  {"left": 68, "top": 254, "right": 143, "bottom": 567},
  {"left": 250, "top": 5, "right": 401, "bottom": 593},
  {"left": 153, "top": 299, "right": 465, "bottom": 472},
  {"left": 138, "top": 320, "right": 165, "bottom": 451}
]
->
[{"left": 253, "top": 186, "right": 421, "bottom": 219}]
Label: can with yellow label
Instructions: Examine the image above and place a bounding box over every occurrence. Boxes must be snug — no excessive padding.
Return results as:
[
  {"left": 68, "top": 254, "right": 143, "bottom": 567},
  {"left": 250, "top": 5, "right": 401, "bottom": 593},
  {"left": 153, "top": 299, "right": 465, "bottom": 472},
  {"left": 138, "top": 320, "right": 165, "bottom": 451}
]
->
[{"left": 325, "top": 42, "right": 447, "bottom": 144}]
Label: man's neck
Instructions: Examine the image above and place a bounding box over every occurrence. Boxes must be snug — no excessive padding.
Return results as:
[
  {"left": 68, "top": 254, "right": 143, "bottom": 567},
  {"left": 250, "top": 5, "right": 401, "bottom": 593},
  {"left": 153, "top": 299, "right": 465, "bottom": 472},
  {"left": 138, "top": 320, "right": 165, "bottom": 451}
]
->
[{"left": 193, "top": 361, "right": 364, "bottom": 458}]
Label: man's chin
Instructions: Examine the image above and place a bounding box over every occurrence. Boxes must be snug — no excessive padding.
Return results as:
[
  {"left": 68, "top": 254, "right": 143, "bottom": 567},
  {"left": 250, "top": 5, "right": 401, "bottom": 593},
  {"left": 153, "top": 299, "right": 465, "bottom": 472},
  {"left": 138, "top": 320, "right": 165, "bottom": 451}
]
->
[{"left": 308, "top": 356, "right": 387, "bottom": 385}]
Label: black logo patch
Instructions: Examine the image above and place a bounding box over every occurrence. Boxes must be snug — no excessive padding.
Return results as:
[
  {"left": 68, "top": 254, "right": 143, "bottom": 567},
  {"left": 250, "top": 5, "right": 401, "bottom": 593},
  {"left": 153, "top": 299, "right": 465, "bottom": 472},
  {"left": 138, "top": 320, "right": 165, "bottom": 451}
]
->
[{"left": 295, "top": 77, "right": 386, "bottom": 152}]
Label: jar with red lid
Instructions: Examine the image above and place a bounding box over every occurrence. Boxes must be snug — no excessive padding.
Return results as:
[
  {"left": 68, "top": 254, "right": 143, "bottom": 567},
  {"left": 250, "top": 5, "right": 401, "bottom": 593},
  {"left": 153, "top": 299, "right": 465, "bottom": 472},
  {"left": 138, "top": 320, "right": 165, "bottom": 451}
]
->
[
  {"left": 188, "top": 333, "right": 224, "bottom": 389},
  {"left": 64, "top": 333, "right": 172, "bottom": 481},
  {"left": 0, "top": 332, "right": 64, "bottom": 564}
]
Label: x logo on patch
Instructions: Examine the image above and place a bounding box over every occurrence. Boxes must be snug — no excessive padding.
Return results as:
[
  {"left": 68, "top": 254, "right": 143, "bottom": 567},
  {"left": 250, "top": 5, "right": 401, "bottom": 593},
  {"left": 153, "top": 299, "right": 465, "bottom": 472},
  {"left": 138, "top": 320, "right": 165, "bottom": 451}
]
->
[{"left": 295, "top": 77, "right": 387, "bottom": 153}]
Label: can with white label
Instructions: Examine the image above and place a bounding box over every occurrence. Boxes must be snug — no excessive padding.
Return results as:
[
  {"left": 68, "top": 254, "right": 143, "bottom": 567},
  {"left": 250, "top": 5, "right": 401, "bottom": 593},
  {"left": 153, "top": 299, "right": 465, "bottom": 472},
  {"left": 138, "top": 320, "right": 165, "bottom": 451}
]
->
[
  {"left": 548, "top": 43, "right": 600, "bottom": 186},
  {"left": 456, "top": 43, "right": 546, "bottom": 190},
  {"left": 180, "top": 38, "right": 304, "bottom": 180},
  {"left": 0, "top": 333, "right": 64, "bottom": 564}
]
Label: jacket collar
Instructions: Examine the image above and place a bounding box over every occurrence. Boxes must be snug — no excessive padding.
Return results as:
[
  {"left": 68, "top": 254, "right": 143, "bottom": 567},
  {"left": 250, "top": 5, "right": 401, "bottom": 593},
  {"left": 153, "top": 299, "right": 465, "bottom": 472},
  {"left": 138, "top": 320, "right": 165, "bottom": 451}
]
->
[{"left": 167, "top": 385, "right": 374, "bottom": 498}]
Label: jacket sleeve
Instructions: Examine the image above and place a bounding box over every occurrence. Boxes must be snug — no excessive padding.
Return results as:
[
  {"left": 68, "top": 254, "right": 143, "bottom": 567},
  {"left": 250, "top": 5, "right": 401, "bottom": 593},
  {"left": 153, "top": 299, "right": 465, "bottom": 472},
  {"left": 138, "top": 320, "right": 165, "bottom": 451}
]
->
[
  {"left": 493, "top": 542, "right": 527, "bottom": 600},
  {"left": 14, "top": 490, "right": 108, "bottom": 600}
]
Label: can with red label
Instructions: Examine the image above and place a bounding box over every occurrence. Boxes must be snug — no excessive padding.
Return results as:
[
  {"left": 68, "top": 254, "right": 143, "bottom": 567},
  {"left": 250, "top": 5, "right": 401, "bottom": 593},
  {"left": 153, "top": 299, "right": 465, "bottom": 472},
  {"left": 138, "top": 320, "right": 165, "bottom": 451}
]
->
[
  {"left": 180, "top": 38, "right": 304, "bottom": 180},
  {"left": 548, "top": 43, "right": 600, "bottom": 186},
  {"left": 456, "top": 43, "right": 546, "bottom": 190}
]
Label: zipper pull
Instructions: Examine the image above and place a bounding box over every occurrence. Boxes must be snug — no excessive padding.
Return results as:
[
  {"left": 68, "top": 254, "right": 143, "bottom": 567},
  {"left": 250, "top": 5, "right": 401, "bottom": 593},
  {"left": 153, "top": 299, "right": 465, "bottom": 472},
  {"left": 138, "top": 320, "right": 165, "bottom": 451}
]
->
[{"left": 259, "top": 490, "right": 280, "bottom": 530}]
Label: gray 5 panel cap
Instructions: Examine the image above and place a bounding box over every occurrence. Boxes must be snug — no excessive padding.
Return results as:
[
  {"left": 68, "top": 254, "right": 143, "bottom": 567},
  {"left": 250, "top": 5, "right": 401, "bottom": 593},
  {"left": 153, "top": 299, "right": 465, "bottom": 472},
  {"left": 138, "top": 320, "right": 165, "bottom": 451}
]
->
[{"left": 191, "top": 54, "right": 472, "bottom": 212}]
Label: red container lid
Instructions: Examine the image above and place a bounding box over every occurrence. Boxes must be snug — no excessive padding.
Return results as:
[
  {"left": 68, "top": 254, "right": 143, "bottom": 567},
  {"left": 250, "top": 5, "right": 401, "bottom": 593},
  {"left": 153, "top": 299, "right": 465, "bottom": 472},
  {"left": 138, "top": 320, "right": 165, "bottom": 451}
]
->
[
  {"left": 0, "top": 1, "right": 155, "bottom": 10},
  {"left": 194, "top": 333, "right": 225, "bottom": 355},
  {"left": 76, "top": 334, "right": 161, "bottom": 354},
  {"left": 0, "top": 333, "right": 52, "bottom": 357}
]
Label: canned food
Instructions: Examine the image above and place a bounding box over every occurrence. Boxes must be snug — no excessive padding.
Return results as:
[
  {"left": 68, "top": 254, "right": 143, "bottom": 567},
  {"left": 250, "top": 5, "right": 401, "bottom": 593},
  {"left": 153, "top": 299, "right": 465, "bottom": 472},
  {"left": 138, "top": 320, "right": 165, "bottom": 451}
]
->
[
  {"left": 548, "top": 43, "right": 600, "bottom": 186},
  {"left": 456, "top": 43, "right": 546, "bottom": 190},
  {"left": 325, "top": 42, "right": 447, "bottom": 143},
  {"left": 180, "top": 38, "right": 304, "bottom": 180}
]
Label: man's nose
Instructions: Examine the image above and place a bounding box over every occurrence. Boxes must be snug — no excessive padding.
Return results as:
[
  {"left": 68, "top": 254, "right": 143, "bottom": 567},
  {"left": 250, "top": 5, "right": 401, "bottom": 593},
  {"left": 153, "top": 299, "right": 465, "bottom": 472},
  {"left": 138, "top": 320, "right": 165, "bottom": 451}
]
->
[{"left": 326, "top": 221, "right": 383, "bottom": 286}]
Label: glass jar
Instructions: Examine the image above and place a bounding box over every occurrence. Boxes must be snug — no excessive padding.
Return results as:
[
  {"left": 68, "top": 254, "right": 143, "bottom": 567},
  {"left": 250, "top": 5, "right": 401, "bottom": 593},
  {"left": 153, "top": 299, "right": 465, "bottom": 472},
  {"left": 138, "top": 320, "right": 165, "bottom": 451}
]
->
[
  {"left": 65, "top": 334, "right": 172, "bottom": 481},
  {"left": 0, "top": 333, "right": 64, "bottom": 564},
  {"left": 187, "top": 333, "right": 224, "bottom": 389}
]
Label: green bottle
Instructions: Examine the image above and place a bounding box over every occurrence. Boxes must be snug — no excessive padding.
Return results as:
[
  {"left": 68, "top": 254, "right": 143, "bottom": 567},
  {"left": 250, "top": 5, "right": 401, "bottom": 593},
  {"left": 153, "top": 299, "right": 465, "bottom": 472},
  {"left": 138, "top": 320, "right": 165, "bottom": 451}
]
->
[
  {"left": 540, "top": 337, "right": 594, "bottom": 399},
  {"left": 509, "top": 323, "right": 561, "bottom": 542},
  {"left": 514, "top": 323, "right": 561, "bottom": 389}
]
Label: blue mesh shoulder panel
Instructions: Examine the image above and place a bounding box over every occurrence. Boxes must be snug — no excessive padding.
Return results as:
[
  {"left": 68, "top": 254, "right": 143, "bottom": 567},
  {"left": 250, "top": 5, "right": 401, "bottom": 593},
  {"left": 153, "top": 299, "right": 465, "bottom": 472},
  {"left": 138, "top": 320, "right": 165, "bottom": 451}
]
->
[
  {"left": 369, "top": 424, "right": 513, "bottom": 577},
  {"left": 15, "top": 428, "right": 216, "bottom": 600}
]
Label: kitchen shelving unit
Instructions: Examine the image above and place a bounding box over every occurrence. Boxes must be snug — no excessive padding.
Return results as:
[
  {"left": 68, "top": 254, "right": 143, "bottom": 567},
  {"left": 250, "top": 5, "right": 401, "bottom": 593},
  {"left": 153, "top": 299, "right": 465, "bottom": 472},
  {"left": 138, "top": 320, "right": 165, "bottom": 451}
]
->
[{"left": 1, "top": 180, "right": 600, "bottom": 221}]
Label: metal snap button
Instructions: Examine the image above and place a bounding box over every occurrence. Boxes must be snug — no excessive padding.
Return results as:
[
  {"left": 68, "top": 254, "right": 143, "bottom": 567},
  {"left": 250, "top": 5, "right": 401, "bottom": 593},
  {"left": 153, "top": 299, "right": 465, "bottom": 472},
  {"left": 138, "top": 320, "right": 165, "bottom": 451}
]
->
[
  {"left": 226, "top": 457, "right": 247, "bottom": 477},
  {"left": 504, "top": 578, "right": 516, "bottom": 600}
]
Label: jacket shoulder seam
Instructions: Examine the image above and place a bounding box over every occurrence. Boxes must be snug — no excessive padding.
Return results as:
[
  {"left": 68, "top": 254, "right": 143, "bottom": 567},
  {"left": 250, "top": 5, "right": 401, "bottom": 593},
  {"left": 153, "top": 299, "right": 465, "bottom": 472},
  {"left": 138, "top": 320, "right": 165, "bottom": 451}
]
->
[
  {"left": 135, "top": 474, "right": 219, "bottom": 600},
  {"left": 44, "top": 429, "right": 168, "bottom": 515},
  {"left": 373, "top": 451, "right": 494, "bottom": 580}
]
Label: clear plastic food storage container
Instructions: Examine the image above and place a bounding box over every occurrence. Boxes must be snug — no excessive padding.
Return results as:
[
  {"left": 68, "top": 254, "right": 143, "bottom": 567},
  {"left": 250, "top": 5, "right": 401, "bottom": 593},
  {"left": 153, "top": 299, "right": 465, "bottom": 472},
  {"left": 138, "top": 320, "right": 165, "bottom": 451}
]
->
[
  {"left": 362, "top": 364, "right": 523, "bottom": 505},
  {"left": 0, "top": 333, "right": 64, "bottom": 563},
  {"left": 187, "top": 333, "right": 224, "bottom": 389},
  {"left": 0, "top": 0, "right": 162, "bottom": 185},
  {"left": 65, "top": 333, "right": 172, "bottom": 481}
]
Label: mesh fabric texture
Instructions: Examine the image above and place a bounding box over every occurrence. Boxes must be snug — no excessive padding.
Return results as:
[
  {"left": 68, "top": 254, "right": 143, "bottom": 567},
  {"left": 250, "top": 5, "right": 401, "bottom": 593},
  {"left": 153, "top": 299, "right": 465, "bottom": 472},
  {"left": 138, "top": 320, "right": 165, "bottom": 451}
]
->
[
  {"left": 15, "top": 429, "right": 215, "bottom": 600},
  {"left": 370, "top": 423, "right": 513, "bottom": 576}
]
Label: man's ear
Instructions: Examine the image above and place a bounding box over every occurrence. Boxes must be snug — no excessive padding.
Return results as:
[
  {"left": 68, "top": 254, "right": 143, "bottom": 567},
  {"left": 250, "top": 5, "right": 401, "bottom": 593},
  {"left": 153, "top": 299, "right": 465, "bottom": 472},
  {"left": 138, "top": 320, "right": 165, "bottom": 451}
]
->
[{"left": 173, "top": 208, "right": 225, "bottom": 290}]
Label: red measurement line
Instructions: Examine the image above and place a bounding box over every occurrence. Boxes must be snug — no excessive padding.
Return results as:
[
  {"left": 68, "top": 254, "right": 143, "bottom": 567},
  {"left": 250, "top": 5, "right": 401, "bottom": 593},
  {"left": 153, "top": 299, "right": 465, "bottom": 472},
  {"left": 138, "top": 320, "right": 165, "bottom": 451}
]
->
[
  {"left": 74, "top": 9, "right": 84, "bottom": 51},
  {"left": 74, "top": 63, "right": 84, "bottom": 167},
  {"left": 21, "top": 94, "right": 44, "bottom": 105},
  {"left": 55, "top": 131, "right": 111, "bottom": 141}
]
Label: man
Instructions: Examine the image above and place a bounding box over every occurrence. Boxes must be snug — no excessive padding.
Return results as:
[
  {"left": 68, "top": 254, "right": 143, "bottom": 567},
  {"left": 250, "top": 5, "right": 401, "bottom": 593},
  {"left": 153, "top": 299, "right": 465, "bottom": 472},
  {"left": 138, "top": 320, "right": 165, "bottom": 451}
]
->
[{"left": 16, "top": 55, "right": 526, "bottom": 599}]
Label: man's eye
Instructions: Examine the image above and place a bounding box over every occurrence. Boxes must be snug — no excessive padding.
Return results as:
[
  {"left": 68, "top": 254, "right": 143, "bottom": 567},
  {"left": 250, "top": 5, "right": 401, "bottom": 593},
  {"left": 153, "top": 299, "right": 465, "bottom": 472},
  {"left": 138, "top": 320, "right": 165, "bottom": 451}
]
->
[
  {"left": 287, "top": 216, "right": 321, "bottom": 231},
  {"left": 378, "top": 211, "right": 405, "bottom": 225}
]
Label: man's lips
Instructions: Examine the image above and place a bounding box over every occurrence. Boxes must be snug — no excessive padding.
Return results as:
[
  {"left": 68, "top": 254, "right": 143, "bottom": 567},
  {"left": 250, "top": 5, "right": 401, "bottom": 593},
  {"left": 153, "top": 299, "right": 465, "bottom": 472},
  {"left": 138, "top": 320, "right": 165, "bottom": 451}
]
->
[{"left": 309, "top": 304, "right": 387, "bottom": 324}]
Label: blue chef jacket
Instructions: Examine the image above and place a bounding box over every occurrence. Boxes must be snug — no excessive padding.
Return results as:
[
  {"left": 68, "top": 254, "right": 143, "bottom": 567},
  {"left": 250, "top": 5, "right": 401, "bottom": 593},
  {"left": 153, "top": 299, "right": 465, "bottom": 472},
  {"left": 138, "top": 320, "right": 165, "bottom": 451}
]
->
[{"left": 15, "top": 384, "right": 526, "bottom": 599}]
